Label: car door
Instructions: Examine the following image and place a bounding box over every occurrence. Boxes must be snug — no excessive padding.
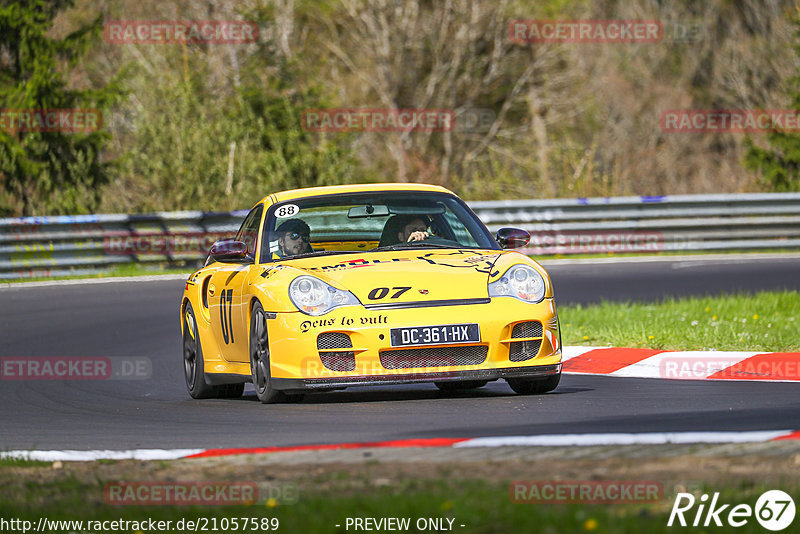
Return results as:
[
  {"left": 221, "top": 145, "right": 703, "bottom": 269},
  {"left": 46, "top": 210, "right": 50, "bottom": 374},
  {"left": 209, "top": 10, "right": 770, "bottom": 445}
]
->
[{"left": 208, "top": 204, "right": 263, "bottom": 364}]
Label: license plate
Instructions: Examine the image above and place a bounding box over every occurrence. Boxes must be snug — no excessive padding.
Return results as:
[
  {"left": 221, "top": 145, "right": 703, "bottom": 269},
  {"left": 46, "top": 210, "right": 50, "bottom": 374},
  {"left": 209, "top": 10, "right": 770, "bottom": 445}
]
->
[{"left": 390, "top": 323, "right": 480, "bottom": 347}]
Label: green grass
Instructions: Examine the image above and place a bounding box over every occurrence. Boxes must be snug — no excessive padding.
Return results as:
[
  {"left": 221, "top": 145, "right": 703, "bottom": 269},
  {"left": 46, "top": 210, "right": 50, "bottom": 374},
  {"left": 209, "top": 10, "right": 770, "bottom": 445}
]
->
[
  {"left": 0, "top": 457, "right": 50, "bottom": 468},
  {"left": 0, "top": 475, "right": 795, "bottom": 533},
  {"left": 560, "top": 291, "right": 800, "bottom": 351}
]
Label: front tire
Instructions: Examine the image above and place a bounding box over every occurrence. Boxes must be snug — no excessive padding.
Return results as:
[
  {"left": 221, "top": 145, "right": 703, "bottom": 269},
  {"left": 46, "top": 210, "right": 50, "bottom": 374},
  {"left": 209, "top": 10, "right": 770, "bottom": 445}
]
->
[
  {"left": 507, "top": 373, "right": 561, "bottom": 395},
  {"left": 183, "top": 302, "right": 222, "bottom": 399},
  {"left": 250, "top": 301, "right": 284, "bottom": 404}
]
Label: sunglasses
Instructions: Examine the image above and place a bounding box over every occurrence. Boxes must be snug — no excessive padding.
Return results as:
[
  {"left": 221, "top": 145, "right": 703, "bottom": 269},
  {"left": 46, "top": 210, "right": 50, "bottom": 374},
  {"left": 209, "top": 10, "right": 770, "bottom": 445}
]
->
[{"left": 287, "top": 232, "right": 310, "bottom": 242}]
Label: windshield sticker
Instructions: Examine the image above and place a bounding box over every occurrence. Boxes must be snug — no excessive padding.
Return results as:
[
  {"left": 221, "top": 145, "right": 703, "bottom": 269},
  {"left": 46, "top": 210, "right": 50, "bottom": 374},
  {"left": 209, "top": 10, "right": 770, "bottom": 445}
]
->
[{"left": 275, "top": 204, "right": 300, "bottom": 218}]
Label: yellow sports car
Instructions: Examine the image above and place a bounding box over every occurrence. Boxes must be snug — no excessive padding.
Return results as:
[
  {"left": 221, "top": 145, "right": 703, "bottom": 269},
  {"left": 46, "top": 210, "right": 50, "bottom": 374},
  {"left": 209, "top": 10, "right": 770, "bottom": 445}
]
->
[{"left": 180, "top": 183, "right": 562, "bottom": 402}]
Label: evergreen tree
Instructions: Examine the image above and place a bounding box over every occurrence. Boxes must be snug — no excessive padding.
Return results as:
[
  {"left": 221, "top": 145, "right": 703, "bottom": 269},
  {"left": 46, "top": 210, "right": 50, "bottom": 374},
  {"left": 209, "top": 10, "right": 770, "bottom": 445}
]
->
[{"left": 0, "top": 0, "right": 122, "bottom": 215}]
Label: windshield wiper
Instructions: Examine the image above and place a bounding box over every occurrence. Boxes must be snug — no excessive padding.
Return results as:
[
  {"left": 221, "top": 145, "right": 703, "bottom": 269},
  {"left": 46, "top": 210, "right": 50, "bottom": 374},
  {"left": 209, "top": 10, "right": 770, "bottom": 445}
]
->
[
  {"left": 277, "top": 250, "right": 361, "bottom": 260},
  {"left": 370, "top": 242, "right": 467, "bottom": 252}
]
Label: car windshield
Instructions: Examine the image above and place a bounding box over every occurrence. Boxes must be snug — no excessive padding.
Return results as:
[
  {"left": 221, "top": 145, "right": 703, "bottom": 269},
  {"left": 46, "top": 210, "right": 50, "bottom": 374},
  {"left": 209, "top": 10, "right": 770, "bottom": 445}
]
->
[{"left": 261, "top": 191, "right": 499, "bottom": 262}]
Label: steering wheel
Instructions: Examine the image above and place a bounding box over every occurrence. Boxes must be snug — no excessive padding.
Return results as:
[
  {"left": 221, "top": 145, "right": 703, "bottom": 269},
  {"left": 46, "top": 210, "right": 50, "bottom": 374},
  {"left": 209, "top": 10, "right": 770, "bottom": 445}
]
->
[{"left": 406, "top": 235, "right": 459, "bottom": 246}]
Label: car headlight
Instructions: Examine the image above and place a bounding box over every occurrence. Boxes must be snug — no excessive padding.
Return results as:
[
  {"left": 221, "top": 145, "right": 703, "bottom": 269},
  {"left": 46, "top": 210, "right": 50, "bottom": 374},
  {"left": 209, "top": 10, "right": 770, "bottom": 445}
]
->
[
  {"left": 288, "top": 275, "right": 361, "bottom": 316},
  {"left": 488, "top": 264, "right": 546, "bottom": 303}
]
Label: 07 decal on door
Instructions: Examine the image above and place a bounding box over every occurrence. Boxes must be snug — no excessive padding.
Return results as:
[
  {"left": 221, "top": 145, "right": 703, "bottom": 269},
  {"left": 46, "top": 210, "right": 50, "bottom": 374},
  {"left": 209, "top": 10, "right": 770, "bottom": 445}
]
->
[{"left": 220, "top": 288, "right": 234, "bottom": 344}]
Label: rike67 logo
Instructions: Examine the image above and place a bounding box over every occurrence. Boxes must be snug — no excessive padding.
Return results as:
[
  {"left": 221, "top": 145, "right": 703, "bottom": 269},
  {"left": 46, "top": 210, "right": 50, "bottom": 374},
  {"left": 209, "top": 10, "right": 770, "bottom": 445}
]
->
[{"left": 668, "top": 490, "right": 796, "bottom": 531}]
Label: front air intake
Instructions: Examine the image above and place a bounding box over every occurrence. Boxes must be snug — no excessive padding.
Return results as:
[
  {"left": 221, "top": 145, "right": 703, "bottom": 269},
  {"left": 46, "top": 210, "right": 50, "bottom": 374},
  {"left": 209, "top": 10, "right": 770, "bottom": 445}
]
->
[
  {"left": 317, "top": 332, "right": 355, "bottom": 372},
  {"left": 379, "top": 346, "right": 488, "bottom": 369},
  {"left": 509, "top": 321, "right": 543, "bottom": 362}
]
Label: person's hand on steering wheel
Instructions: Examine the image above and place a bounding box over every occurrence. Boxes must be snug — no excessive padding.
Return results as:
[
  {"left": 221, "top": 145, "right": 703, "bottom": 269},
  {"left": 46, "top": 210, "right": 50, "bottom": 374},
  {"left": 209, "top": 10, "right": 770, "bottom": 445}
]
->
[{"left": 406, "top": 230, "right": 429, "bottom": 242}]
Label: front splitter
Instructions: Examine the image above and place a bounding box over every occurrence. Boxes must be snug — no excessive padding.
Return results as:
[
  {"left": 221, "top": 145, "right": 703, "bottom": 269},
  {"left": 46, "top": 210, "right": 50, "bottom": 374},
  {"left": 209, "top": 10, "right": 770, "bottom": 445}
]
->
[{"left": 272, "top": 363, "right": 561, "bottom": 391}]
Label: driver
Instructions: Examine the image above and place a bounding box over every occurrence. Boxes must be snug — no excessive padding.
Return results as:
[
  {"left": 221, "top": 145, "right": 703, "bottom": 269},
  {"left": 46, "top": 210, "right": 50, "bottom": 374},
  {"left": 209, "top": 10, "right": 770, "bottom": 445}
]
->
[
  {"left": 398, "top": 216, "right": 430, "bottom": 243},
  {"left": 275, "top": 218, "right": 313, "bottom": 257},
  {"left": 380, "top": 214, "right": 430, "bottom": 246}
]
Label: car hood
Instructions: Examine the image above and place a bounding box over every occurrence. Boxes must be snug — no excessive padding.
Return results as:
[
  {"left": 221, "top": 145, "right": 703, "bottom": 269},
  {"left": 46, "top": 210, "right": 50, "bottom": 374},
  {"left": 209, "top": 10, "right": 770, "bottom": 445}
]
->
[{"left": 280, "top": 249, "right": 505, "bottom": 304}]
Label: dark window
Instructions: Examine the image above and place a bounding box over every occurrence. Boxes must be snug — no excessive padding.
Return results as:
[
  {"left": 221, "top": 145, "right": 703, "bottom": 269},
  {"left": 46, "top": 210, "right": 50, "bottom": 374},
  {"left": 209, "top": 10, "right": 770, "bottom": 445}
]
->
[{"left": 236, "top": 204, "right": 264, "bottom": 259}]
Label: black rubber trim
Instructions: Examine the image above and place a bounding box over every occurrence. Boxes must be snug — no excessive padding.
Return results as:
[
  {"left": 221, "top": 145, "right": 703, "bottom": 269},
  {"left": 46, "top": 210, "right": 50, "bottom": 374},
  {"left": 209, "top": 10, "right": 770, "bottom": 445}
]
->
[
  {"left": 271, "top": 363, "right": 561, "bottom": 391},
  {"left": 205, "top": 373, "right": 250, "bottom": 386},
  {"left": 363, "top": 298, "right": 490, "bottom": 311}
]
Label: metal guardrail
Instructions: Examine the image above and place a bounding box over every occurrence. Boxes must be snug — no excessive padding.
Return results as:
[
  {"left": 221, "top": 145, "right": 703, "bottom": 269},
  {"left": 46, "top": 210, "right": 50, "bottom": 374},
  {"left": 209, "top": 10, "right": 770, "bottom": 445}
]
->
[
  {"left": 1, "top": 192, "right": 799, "bottom": 279},
  {"left": 0, "top": 210, "right": 248, "bottom": 280}
]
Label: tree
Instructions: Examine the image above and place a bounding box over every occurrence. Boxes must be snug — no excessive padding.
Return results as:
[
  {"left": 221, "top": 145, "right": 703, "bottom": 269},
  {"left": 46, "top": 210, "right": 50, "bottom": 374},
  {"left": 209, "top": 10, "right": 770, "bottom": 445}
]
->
[
  {"left": 745, "top": 131, "right": 800, "bottom": 192},
  {"left": 0, "top": 0, "right": 123, "bottom": 215},
  {"left": 104, "top": 2, "right": 361, "bottom": 213},
  {"left": 743, "top": 7, "right": 800, "bottom": 192}
]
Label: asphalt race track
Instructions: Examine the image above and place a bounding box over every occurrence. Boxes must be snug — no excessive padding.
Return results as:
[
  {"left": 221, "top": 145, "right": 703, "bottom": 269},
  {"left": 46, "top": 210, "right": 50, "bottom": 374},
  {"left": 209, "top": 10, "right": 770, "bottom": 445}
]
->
[
  {"left": 1, "top": 256, "right": 799, "bottom": 451},
  {"left": 547, "top": 254, "right": 800, "bottom": 304}
]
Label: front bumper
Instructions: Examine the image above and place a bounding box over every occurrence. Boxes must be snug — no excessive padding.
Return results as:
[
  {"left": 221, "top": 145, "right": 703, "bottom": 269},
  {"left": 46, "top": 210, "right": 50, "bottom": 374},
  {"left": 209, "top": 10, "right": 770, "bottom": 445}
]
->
[
  {"left": 266, "top": 297, "right": 561, "bottom": 385},
  {"left": 272, "top": 363, "right": 561, "bottom": 391}
]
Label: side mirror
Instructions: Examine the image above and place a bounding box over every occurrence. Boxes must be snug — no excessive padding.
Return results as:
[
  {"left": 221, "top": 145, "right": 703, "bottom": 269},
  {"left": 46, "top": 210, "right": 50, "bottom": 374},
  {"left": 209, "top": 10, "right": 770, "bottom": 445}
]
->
[
  {"left": 209, "top": 239, "right": 248, "bottom": 263},
  {"left": 496, "top": 227, "right": 530, "bottom": 249}
]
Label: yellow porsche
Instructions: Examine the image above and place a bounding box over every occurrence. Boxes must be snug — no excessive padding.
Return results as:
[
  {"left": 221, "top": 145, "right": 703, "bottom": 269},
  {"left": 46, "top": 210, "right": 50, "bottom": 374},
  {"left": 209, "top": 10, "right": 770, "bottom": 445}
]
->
[{"left": 180, "top": 183, "right": 561, "bottom": 402}]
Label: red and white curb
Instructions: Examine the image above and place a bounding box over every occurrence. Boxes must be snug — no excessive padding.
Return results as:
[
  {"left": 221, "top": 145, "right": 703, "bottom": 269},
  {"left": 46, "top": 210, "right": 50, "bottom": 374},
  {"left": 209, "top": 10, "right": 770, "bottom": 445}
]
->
[
  {"left": 3, "top": 431, "right": 800, "bottom": 462},
  {"left": 1, "top": 449, "right": 204, "bottom": 462},
  {"left": 452, "top": 430, "right": 800, "bottom": 447},
  {"left": 562, "top": 346, "right": 800, "bottom": 382}
]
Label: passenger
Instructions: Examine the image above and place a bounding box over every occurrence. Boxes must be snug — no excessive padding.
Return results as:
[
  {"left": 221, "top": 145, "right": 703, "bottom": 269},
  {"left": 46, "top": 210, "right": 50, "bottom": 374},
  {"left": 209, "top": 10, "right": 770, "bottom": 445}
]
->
[{"left": 275, "top": 218, "right": 313, "bottom": 257}]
